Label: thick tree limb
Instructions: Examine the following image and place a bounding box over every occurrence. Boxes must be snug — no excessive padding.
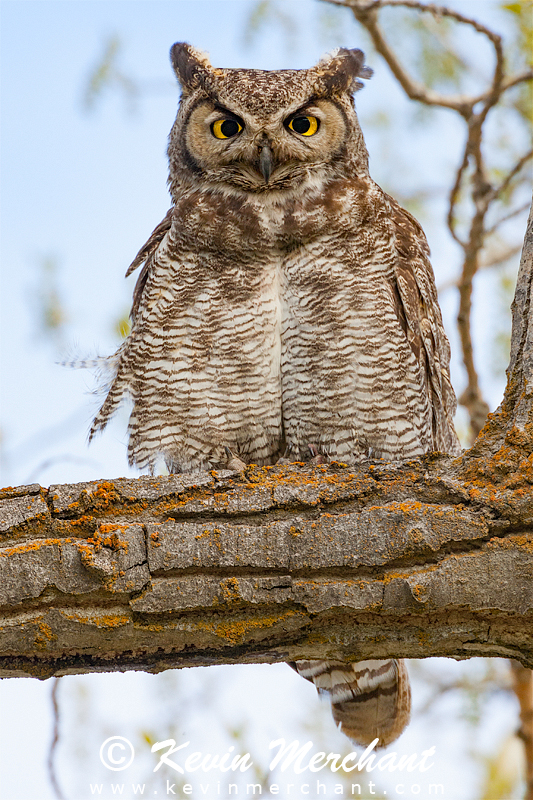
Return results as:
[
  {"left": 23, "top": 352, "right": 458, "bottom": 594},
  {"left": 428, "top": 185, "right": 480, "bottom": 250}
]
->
[{"left": 0, "top": 450, "right": 532, "bottom": 679}]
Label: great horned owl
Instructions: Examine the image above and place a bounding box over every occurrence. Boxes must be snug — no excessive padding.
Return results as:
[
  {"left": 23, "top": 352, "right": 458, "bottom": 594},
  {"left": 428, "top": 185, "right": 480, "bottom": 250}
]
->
[{"left": 90, "top": 44, "right": 460, "bottom": 748}]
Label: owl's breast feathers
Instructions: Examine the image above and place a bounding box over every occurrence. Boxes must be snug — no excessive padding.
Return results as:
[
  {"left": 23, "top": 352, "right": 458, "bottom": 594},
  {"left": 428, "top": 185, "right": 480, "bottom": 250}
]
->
[{"left": 91, "top": 175, "right": 458, "bottom": 471}]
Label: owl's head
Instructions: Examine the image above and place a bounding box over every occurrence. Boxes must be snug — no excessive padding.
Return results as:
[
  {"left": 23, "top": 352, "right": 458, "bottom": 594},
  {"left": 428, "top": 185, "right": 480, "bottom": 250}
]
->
[{"left": 167, "top": 43, "right": 372, "bottom": 197}]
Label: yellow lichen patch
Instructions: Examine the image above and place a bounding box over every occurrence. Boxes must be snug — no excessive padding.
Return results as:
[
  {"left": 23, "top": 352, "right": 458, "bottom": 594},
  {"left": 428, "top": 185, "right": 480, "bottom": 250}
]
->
[
  {"left": 34, "top": 621, "right": 57, "bottom": 649},
  {"left": 67, "top": 514, "right": 97, "bottom": 530},
  {"left": 235, "top": 463, "right": 373, "bottom": 503},
  {"left": 62, "top": 610, "right": 130, "bottom": 628},
  {"left": 194, "top": 526, "right": 223, "bottom": 551},
  {"left": 219, "top": 577, "right": 241, "bottom": 603},
  {"left": 86, "top": 524, "right": 129, "bottom": 553},
  {"left": 461, "top": 422, "right": 533, "bottom": 496},
  {"left": 87, "top": 481, "right": 122, "bottom": 509},
  {"left": 487, "top": 533, "right": 533, "bottom": 552},
  {"left": 410, "top": 583, "right": 429, "bottom": 602},
  {"left": 75, "top": 482, "right": 150, "bottom": 518},
  {"left": 417, "top": 629, "right": 432, "bottom": 647},
  {"left": 0, "top": 538, "right": 74, "bottom": 557},
  {"left": 151, "top": 489, "right": 213, "bottom": 516},
  {"left": 193, "top": 609, "right": 300, "bottom": 646},
  {"left": 138, "top": 622, "right": 165, "bottom": 632}
]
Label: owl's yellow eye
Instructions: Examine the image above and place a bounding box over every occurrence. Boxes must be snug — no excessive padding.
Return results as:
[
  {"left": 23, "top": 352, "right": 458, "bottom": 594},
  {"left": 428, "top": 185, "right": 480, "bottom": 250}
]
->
[
  {"left": 211, "top": 118, "right": 243, "bottom": 139},
  {"left": 287, "top": 115, "right": 320, "bottom": 136}
]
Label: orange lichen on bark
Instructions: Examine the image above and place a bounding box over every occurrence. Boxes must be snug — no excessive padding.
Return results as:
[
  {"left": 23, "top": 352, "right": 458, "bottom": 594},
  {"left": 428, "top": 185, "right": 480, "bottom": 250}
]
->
[
  {"left": 461, "top": 420, "right": 533, "bottom": 494},
  {"left": 219, "top": 577, "right": 241, "bottom": 603},
  {"left": 193, "top": 526, "right": 223, "bottom": 552},
  {"left": 193, "top": 609, "right": 302, "bottom": 646},
  {"left": 67, "top": 514, "right": 97, "bottom": 530},
  {"left": 151, "top": 488, "right": 213, "bottom": 516},
  {"left": 487, "top": 532, "right": 533, "bottom": 551},
  {"left": 86, "top": 524, "right": 130, "bottom": 553},
  {"left": 87, "top": 481, "right": 122, "bottom": 509},
  {"left": 66, "top": 482, "right": 151, "bottom": 518},
  {"left": 0, "top": 538, "right": 75, "bottom": 557},
  {"left": 62, "top": 610, "right": 131, "bottom": 628},
  {"left": 237, "top": 463, "right": 375, "bottom": 500},
  {"left": 34, "top": 621, "right": 57, "bottom": 649}
]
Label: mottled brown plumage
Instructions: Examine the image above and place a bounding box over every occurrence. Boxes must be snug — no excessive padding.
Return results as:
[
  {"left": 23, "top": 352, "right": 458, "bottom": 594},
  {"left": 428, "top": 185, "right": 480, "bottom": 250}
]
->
[
  {"left": 89, "top": 43, "right": 460, "bottom": 747},
  {"left": 292, "top": 659, "right": 411, "bottom": 747}
]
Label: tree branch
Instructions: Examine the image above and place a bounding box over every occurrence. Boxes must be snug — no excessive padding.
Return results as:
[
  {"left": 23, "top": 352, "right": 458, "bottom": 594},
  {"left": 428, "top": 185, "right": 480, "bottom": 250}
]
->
[
  {"left": 0, "top": 452, "right": 532, "bottom": 679},
  {"left": 488, "top": 148, "right": 533, "bottom": 204},
  {"left": 511, "top": 661, "right": 533, "bottom": 800},
  {"left": 324, "top": 0, "right": 503, "bottom": 115},
  {"left": 1, "top": 8, "right": 532, "bottom": 684},
  {"left": 486, "top": 202, "right": 532, "bottom": 237}
]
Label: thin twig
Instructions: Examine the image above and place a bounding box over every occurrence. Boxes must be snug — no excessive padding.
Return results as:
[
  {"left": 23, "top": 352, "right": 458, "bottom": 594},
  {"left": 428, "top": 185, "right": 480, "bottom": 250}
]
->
[
  {"left": 510, "top": 661, "right": 533, "bottom": 800},
  {"left": 48, "top": 678, "right": 66, "bottom": 800},
  {"left": 488, "top": 148, "right": 533, "bottom": 204},
  {"left": 323, "top": 0, "right": 504, "bottom": 114},
  {"left": 447, "top": 149, "right": 469, "bottom": 247},
  {"left": 486, "top": 202, "right": 533, "bottom": 237},
  {"left": 437, "top": 243, "right": 523, "bottom": 293},
  {"left": 472, "top": 68, "right": 533, "bottom": 105}
]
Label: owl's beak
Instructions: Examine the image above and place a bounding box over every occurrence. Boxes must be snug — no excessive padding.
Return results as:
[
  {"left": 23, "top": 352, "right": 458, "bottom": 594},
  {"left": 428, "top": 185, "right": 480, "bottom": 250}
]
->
[{"left": 258, "top": 143, "right": 273, "bottom": 183}]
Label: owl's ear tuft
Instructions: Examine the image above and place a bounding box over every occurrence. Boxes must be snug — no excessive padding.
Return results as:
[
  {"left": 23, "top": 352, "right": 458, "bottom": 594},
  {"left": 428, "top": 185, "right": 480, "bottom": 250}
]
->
[
  {"left": 170, "top": 42, "right": 214, "bottom": 93},
  {"left": 315, "top": 48, "right": 373, "bottom": 94}
]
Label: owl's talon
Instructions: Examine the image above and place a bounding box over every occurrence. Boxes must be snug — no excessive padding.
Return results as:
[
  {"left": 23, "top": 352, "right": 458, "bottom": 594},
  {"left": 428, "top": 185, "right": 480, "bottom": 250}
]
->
[
  {"left": 224, "top": 446, "right": 247, "bottom": 472},
  {"left": 308, "top": 444, "right": 328, "bottom": 465},
  {"left": 276, "top": 443, "right": 296, "bottom": 465}
]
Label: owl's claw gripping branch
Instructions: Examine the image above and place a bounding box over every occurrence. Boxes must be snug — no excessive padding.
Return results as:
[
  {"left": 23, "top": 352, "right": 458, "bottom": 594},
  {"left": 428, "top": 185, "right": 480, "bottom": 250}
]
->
[{"left": 223, "top": 446, "right": 247, "bottom": 472}]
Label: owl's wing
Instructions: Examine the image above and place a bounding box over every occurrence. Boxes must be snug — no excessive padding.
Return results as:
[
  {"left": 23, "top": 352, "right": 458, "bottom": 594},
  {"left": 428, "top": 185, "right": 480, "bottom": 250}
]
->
[
  {"left": 386, "top": 194, "right": 461, "bottom": 456},
  {"left": 126, "top": 208, "right": 173, "bottom": 319},
  {"left": 89, "top": 208, "right": 173, "bottom": 444}
]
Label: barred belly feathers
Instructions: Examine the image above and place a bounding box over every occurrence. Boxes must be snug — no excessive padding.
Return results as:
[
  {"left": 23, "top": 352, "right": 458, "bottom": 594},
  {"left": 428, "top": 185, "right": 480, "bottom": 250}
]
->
[{"left": 89, "top": 43, "right": 460, "bottom": 748}]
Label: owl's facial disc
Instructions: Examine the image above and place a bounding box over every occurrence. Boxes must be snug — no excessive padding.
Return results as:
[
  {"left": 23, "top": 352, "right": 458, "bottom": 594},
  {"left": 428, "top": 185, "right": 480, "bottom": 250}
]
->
[{"left": 184, "top": 98, "right": 348, "bottom": 191}]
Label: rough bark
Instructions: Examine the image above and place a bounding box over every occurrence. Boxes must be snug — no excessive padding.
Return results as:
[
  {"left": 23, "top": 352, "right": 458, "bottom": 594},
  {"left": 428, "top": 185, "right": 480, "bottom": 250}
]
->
[{"left": 0, "top": 206, "right": 531, "bottom": 680}]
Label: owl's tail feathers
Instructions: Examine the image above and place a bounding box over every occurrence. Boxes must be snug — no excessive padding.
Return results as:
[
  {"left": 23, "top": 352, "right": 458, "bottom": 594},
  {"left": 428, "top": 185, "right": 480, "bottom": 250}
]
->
[{"left": 293, "top": 658, "right": 411, "bottom": 749}]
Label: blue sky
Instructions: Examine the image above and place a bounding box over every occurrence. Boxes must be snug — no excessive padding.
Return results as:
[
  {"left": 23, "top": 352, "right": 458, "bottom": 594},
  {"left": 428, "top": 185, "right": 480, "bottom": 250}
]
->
[{"left": 0, "top": 2, "right": 528, "bottom": 798}]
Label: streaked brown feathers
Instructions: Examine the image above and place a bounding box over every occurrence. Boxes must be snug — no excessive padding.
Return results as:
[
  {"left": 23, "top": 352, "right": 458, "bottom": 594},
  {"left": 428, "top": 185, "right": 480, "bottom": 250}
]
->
[{"left": 292, "top": 659, "right": 411, "bottom": 748}]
